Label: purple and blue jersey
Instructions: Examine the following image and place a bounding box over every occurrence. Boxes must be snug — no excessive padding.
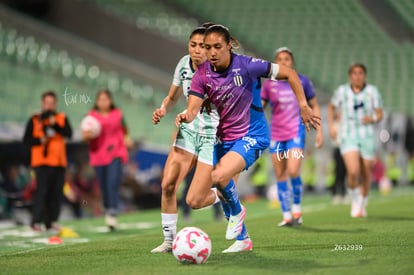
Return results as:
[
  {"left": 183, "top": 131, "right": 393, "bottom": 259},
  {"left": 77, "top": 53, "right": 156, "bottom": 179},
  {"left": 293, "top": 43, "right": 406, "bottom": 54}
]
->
[
  {"left": 261, "top": 75, "right": 315, "bottom": 142},
  {"left": 189, "top": 53, "right": 271, "bottom": 142}
]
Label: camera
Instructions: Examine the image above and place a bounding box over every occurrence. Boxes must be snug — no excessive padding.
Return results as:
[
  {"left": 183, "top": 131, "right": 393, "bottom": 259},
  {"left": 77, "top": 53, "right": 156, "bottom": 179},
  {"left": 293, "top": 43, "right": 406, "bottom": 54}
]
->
[
  {"left": 40, "top": 110, "right": 57, "bottom": 137},
  {"left": 40, "top": 110, "right": 56, "bottom": 121}
]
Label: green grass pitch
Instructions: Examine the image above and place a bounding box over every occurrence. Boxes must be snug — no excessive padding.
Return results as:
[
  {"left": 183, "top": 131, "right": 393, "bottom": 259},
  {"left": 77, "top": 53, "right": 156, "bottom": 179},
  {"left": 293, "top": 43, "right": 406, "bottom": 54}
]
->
[{"left": 1, "top": 187, "right": 413, "bottom": 275}]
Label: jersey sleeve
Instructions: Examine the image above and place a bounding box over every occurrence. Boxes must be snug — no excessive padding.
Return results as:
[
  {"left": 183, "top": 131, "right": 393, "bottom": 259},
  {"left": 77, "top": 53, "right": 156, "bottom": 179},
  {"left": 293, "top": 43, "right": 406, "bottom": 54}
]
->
[
  {"left": 188, "top": 69, "right": 205, "bottom": 99},
  {"left": 261, "top": 80, "right": 271, "bottom": 102},
  {"left": 246, "top": 56, "right": 271, "bottom": 78},
  {"left": 172, "top": 58, "right": 183, "bottom": 87},
  {"left": 331, "top": 86, "right": 342, "bottom": 107},
  {"left": 301, "top": 75, "right": 316, "bottom": 101},
  {"left": 372, "top": 86, "right": 383, "bottom": 109}
]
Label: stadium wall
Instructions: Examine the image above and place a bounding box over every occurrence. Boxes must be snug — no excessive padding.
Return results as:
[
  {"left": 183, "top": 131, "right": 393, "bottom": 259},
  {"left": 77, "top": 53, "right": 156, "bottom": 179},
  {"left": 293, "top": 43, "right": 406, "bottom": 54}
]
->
[{"left": 43, "top": 0, "right": 186, "bottom": 73}]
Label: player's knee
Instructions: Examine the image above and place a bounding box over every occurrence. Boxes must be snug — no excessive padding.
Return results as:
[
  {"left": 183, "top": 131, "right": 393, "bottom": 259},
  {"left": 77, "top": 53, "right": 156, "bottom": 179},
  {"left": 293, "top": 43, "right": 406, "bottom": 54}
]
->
[
  {"left": 186, "top": 194, "right": 203, "bottom": 209},
  {"left": 211, "top": 169, "right": 229, "bottom": 185},
  {"left": 361, "top": 171, "right": 371, "bottom": 183},
  {"left": 288, "top": 169, "right": 300, "bottom": 179},
  {"left": 347, "top": 170, "right": 359, "bottom": 181},
  {"left": 346, "top": 171, "right": 359, "bottom": 187},
  {"left": 276, "top": 170, "right": 288, "bottom": 181},
  {"left": 161, "top": 179, "right": 176, "bottom": 196}
]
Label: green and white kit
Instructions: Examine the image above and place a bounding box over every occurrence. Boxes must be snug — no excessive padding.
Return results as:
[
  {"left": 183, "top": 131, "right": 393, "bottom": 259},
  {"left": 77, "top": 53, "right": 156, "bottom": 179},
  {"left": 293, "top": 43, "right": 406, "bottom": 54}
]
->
[
  {"left": 331, "top": 83, "right": 383, "bottom": 159},
  {"left": 172, "top": 55, "right": 219, "bottom": 165}
]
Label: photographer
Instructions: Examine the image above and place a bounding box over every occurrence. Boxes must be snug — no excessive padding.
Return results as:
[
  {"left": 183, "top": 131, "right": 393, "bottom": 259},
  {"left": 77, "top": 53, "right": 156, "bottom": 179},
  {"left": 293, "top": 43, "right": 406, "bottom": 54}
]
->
[{"left": 23, "top": 91, "right": 72, "bottom": 231}]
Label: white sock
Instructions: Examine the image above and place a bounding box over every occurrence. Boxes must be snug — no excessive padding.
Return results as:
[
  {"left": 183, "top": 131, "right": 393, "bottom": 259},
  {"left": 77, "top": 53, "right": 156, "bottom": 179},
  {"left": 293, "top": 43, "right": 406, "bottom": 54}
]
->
[
  {"left": 292, "top": 204, "right": 301, "bottom": 214},
  {"left": 283, "top": 212, "right": 292, "bottom": 221},
  {"left": 348, "top": 187, "right": 360, "bottom": 202},
  {"left": 161, "top": 213, "right": 177, "bottom": 242},
  {"left": 362, "top": 196, "right": 368, "bottom": 208},
  {"left": 195, "top": 188, "right": 221, "bottom": 211},
  {"left": 212, "top": 187, "right": 221, "bottom": 204}
]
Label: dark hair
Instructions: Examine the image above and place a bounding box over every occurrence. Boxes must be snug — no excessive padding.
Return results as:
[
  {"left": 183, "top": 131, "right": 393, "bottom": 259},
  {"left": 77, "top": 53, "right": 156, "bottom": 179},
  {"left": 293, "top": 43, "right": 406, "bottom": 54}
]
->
[
  {"left": 348, "top": 63, "right": 367, "bottom": 75},
  {"left": 189, "top": 22, "right": 216, "bottom": 39},
  {"left": 202, "top": 22, "right": 216, "bottom": 28},
  {"left": 274, "top": 47, "right": 295, "bottom": 64},
  {"left": 41, "top": 90, "right": 57, "bottom": 101},
  {"left": 204, "top": 24, "right": 240, "bottom": 50},
  {"left": 93, "top": 89, "right": 116, "bottom": 111}
]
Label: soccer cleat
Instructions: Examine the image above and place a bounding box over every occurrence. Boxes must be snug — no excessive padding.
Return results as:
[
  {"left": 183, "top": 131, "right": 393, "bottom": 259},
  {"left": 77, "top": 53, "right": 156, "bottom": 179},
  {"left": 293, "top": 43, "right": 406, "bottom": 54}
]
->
[
  {"left": 31, "top": 223, "right": 42, "bottom": 232},
  {"left": 225, "top": 205, "right": 246, "bottom": 240},
  {"left": 277, "top": 219, "right": 293, "bottom": 227},
  {"left": 351, "top": 200, "right": 362, "bottom": 218},
  {"left": 361, "top": 205, "right": 368, "bottom": 217},
  {"left": 150, "top": 241, "right": 172, "bottom": 253},
  {"left": 51, "top": 223, "right": 61, "bottom": 231},
  {"left": 222, "top": 239, "right": 253, "bottom": 253},
  {"left": 293, "top": 213, "right": 303, "bottom": 226},
  {"left": 354, "top": 207, "right": 368, "bottom": 218},
  {"left": 46, "top": 223, "right": 61, "bottom": 235},
  {"left": 360, "top": 197, "right": 368, "bottom": 217},
  {"left": 105, "top": 215, "right": 118, "bottom": 231}
]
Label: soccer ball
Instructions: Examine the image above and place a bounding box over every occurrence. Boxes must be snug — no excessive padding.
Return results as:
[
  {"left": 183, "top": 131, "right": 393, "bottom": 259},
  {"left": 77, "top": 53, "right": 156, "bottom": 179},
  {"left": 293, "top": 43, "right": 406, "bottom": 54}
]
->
[
  {"left": 80, "top": 115, "right": 101, "bottom": 138},
  {"left": 172, "top": 227, "right": 211, "bottom": 264}
]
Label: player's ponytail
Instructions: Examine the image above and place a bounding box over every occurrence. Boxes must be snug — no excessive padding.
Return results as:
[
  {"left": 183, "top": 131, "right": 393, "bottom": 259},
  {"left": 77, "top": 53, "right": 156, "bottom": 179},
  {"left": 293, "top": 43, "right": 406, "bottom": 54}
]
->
[{"left": 230, "top": 36, "right": 241, "bottom": 51}]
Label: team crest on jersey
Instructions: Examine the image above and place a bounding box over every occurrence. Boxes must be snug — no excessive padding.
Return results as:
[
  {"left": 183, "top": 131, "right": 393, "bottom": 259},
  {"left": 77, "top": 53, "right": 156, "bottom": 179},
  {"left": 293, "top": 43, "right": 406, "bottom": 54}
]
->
[
  {"left": 180, "top": 70, "right": 188, "bottom": 81},
  {"left": 233, "top": 75, "right": 243, "bottom": 87}
]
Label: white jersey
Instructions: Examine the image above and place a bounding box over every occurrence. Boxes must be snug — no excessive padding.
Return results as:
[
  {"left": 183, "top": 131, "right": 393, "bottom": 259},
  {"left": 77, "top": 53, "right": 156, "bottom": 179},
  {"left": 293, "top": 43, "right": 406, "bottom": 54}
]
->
[
  {"left": 172, "top": 55, "right": 219, "bottom": 136},
  {"left": 331, "top": 83, "right": 383, "bottom": 139}
]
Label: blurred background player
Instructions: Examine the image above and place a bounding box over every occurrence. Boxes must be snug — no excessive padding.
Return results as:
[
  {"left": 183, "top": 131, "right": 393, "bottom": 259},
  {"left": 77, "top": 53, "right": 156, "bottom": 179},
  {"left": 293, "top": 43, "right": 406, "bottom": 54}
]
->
[
  {"left": 176, "top": 25, "right": 320, "bottom": 252},
  {"left": 151, "top": 24, "right": 221, "bottom": 253},
  {"left": 331, "top": 143, "right": 348, "bottom": 204},
  {"left": 0, "top": 164, "right": 32, "bottom": 223},
  {"left": 261, "top": 47, "right": 323, "bottom": 226},
  {"left": 23, "top": 91, "right": 73, "bottom": 231},
  {"left": 330, "top": 113, "right": 347, "bottom": 204},
  {"left": 328, "top": 63, "right": 383, "bottom": 218},
  {"left": 82, "top": 89, "right": 130, "bottom": 230}
]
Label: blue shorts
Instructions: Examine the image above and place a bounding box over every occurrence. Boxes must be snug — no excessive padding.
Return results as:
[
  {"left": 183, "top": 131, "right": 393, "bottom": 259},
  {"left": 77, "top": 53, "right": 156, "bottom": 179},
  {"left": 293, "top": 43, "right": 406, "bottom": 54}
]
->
[
  {"left": 269, "top": 131, "right": 305, "bottom": 154},
  {"left": 214, "top": 135, "right": 270, "bottom": 170}
]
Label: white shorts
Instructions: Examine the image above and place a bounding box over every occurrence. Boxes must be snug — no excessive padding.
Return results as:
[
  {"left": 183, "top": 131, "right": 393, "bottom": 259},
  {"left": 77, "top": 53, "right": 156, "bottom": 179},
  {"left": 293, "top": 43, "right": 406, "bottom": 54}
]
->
[{"left": 173, "top": 126, "right": 215, "bottom": 165}]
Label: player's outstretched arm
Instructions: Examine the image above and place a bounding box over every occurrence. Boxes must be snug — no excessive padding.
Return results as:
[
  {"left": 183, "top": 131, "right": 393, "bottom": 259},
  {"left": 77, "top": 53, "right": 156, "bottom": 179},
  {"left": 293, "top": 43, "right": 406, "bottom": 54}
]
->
[
  {"left": 175, "top": 95, "right": 203, "bottom": 127},
  {"left": 152, "top": 85, "right": 181, "bottom": 125},
  {"left": 327, "top": 103, "right": 337, "bottom": 140},
  {"left": 308, "top": 97, "right": 324, "bottom": 148},
  {"left": 275, "top": 64, "right": 321, "bottom": 132}
]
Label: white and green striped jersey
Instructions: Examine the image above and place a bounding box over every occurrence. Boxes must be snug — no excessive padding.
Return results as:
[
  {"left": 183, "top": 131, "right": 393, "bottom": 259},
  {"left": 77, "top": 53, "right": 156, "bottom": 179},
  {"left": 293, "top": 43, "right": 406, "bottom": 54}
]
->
[
  {"left": 331, "top": 83, "right": 383, "bottom": 139},
  {"left": 172, "top": 55, "right": 219, "bottom": 136}
]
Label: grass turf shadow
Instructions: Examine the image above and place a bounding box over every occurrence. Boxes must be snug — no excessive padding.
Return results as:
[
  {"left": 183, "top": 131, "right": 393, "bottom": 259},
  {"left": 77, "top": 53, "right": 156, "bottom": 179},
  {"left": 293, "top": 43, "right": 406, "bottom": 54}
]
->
[
  {"left": 365, "top": 215, "right": 414, "bottom": 222},
  {"left": 205, "top": 250, "right": 369, "bottom": 273},
  {"left": 291, "top": 226, "right": 369, "bottom": 234}
]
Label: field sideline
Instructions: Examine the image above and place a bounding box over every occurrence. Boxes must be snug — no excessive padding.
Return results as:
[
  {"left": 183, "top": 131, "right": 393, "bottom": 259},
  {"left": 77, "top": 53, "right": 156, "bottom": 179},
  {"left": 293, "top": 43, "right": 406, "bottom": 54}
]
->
[{"left": 1, "top": 187, "right": 413, "bottom": 275}]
